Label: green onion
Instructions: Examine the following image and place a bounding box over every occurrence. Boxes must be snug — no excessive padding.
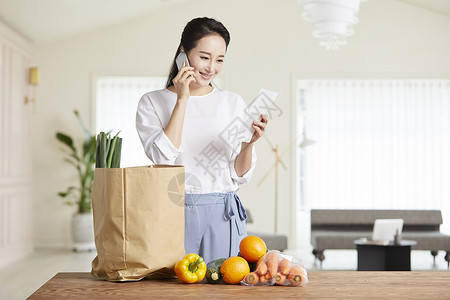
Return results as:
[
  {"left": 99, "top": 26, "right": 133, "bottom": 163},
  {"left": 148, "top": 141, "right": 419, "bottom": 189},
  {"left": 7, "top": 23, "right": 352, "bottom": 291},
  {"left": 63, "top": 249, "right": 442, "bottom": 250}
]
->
[{"left": 95, "top": 131, "right": 122, "bottom": 168}]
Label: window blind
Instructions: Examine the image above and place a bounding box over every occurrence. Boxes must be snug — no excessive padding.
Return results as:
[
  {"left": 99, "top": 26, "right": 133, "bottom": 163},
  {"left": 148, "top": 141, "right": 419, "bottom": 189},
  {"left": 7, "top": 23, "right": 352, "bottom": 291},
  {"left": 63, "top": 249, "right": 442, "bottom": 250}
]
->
[
  {"left": 299, "top": 79, "right": 450, "bottom": 233},
  {"left": 95, "top": 76, "right": 167, "bottom": 167}
]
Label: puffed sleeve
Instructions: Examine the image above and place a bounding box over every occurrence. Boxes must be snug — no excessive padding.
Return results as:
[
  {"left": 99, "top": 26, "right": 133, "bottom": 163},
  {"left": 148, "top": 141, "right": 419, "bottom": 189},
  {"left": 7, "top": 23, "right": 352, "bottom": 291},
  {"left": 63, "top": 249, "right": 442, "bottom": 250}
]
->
[
  {"left": 228, "top": 96, "right": 257, "bottom": 184},
  {"left": 136, "top": 93, "right": 182, "bottom": 164}
]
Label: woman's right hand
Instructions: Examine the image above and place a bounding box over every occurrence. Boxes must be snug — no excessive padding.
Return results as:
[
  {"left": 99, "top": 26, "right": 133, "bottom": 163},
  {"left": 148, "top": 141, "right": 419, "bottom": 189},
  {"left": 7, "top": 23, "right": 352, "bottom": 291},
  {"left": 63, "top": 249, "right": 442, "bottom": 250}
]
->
[{"left": 172, "top": 62, "right": 196, "bottom": 101}]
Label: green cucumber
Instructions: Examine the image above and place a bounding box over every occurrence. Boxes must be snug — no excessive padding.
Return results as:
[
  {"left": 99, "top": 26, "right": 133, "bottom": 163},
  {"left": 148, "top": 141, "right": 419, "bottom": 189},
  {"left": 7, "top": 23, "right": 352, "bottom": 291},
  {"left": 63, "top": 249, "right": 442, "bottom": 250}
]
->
[
  {"left": 248, "top": 261, "right": 257, "bottom": 272},
  {"left": 206, "top": 258, "right": 226, "bottom": 284},
  {"left": 238, "top": 252, "right": 257, "bottom": 272}
]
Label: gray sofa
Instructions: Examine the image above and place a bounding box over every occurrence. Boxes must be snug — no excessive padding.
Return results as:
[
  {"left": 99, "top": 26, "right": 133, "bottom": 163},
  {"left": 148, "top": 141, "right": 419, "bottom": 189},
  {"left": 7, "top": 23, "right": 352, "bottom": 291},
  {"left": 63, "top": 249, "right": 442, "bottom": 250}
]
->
[
  {"left": 246, "top": 209, "right": 288, "bottom": 251},
  {"left": 311, "top": 209, "right": 450, "bottom": 267}
]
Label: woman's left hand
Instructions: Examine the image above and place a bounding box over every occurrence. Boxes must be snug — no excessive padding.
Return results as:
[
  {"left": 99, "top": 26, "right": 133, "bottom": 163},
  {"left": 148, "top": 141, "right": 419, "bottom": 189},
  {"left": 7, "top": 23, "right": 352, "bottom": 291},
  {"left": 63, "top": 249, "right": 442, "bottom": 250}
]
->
[{"left": 249, "top": 114, "right": 269, "bottom": 144}]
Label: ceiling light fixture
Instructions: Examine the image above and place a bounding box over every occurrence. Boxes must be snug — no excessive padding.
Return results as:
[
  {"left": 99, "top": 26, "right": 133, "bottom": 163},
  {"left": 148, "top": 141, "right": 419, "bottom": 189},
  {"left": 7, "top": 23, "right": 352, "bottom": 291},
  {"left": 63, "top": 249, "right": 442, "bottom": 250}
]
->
[{"left": 299, "top": 0, "right": 367, "bottom": 50}]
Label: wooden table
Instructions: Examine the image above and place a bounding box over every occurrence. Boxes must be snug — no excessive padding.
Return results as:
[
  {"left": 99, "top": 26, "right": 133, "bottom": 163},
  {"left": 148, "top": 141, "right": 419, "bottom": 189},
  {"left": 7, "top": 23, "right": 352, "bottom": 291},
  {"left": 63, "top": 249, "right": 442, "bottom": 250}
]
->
[{"left": 28, "top": 271, "right": 450, "bottom": 299}]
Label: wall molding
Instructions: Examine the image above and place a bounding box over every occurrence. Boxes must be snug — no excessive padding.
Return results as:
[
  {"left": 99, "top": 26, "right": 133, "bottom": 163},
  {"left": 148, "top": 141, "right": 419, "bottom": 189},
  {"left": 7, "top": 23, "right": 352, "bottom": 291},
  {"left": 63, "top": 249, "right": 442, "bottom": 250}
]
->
[
  {"left": 0, "top": 177, "right": 32, "bottom": 186},
  {"left": 0, "top": 19, "right": 33, "bottom": 268},
  {"left": 0, "top": 20, "right": 33, "bottom": 57}
]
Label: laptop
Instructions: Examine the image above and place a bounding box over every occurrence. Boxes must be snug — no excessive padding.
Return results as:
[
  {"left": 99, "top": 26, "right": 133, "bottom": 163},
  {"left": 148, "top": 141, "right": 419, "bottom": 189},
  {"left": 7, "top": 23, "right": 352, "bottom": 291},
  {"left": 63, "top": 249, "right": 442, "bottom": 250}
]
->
[{"left": 371, "top": 219, "right": 404, "bottom": 243}]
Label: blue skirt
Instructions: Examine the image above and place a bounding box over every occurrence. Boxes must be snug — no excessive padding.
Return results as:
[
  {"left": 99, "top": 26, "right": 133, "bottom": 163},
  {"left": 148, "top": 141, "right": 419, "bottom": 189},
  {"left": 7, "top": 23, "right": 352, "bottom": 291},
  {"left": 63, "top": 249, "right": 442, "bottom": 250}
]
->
[{"left": 184, "top": 192, "right": 248, "bottom": 264}]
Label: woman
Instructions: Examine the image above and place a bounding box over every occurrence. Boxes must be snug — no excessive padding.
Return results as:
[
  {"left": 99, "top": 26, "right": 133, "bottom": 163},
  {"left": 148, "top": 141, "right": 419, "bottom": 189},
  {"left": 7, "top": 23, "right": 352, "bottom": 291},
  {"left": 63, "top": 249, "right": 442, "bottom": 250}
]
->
[{"left": 136, "top": 17, "right": 268, "bottom": 263}]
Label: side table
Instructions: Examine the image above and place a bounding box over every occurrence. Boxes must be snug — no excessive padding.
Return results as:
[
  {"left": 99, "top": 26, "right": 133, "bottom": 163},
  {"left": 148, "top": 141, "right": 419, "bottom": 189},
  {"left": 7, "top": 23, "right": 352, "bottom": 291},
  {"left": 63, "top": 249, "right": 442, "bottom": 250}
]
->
[{"left": 354, "top": 239, "right": 417, "bottom": 271}]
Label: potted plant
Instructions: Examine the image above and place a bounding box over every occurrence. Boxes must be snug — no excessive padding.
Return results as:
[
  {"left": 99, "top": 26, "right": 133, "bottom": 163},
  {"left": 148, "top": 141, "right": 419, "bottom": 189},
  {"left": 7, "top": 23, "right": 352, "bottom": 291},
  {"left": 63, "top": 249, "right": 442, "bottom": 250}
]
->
[{"left": 56, "top": 110, "right": 96, "bottom": 251}]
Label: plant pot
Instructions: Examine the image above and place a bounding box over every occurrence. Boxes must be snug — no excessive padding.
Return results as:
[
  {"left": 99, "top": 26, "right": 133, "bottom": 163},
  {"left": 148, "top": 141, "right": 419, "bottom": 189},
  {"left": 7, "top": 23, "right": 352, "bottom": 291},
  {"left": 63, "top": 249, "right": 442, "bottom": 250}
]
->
[{"left": 71, "top": 213, "right": 96, "bottom": 251}]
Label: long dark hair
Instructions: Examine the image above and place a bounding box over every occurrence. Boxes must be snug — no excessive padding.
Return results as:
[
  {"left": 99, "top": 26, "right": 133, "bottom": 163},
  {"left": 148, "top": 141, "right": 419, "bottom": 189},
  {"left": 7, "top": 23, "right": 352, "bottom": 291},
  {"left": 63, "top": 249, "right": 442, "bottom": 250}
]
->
[{"left": 165, "top": 17, "right": 231, "bottom": 88}]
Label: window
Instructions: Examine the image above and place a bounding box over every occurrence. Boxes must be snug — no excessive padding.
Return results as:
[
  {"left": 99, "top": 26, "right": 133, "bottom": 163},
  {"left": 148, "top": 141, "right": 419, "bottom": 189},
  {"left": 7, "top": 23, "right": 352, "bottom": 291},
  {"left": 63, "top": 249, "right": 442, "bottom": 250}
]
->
[
  {"left": 297, "top": 79, "right": 450, "bottom": 234},
  {"left": 94, "top": 76, "right": 167, "bottom": 167}
]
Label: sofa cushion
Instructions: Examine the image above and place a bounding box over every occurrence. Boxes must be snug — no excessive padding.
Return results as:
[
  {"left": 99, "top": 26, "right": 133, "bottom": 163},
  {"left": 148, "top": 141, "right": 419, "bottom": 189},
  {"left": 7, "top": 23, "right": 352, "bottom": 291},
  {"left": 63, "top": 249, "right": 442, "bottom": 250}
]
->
[{"left": 311, "top": 209, "right": 443, "bottom": 226}]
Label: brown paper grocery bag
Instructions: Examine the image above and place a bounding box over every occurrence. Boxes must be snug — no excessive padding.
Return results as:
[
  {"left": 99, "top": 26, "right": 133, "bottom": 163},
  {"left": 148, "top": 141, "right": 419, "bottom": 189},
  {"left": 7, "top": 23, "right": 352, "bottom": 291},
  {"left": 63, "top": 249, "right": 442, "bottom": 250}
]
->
[{"left": 91, "top": 165, "right": 185, "bottom": 281}]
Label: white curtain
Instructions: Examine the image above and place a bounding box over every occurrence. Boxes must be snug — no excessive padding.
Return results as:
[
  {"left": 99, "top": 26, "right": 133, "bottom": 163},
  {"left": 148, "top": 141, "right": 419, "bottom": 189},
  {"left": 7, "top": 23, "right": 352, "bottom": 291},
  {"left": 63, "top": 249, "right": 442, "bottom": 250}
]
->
[
  {"left": 299, "top": 79, "right": 450, "bottom": 233},
  {"left": 95, "top": 76, "right": 167, "bottom": 167}
]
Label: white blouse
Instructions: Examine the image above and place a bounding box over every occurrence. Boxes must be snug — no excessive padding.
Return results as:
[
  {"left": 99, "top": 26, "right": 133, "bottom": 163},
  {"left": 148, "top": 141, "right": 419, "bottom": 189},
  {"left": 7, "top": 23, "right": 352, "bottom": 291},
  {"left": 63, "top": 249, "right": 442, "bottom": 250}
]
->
[{"left": 136, "top": 87, "right": 257, "bottom": 194}]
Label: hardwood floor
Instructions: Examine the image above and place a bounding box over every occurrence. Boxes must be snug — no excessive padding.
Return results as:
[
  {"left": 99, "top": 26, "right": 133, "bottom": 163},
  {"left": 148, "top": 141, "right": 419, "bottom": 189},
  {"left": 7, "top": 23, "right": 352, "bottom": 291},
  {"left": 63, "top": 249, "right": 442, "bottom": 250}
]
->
[{"left": 1, "top": 248, "right": 448, "bottom": 300}]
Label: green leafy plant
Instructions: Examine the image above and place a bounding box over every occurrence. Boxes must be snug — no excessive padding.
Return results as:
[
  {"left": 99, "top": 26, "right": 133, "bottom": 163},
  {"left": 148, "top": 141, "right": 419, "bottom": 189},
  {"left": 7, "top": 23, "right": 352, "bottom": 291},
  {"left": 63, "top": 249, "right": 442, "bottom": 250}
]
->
[{"left": 56, "top": 110, "right": 96, "bottom": 214}]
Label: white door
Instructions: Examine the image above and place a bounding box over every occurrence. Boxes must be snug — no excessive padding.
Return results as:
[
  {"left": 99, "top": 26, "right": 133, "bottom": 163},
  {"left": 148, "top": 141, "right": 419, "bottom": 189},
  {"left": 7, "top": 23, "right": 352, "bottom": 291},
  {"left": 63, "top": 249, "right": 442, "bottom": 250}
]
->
[{"left": 0, "top": 20, "right": 33, "bottom": 268}]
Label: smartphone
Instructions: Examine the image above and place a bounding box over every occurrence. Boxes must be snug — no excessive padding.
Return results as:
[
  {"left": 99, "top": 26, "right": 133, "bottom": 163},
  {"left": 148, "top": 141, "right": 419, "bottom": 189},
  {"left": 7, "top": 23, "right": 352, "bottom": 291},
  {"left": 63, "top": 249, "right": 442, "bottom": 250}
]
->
[{"left": 176, "top": 51, "right": 190, "bottom": 70}]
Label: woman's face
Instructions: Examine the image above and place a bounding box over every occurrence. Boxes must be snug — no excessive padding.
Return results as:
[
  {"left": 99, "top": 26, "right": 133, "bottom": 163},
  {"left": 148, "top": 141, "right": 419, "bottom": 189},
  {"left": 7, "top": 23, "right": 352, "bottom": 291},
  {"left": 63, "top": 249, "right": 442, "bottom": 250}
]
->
[{"left": 187, "top": 34, "right": 226, "bottom": 88}]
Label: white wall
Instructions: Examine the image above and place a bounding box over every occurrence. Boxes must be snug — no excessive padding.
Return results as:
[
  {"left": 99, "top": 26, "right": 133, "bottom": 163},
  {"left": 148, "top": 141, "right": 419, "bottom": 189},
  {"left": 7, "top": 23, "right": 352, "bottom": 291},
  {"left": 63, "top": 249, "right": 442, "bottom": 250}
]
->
[{"left": 32, "top": 0, "right": 450, "bottom": 249}]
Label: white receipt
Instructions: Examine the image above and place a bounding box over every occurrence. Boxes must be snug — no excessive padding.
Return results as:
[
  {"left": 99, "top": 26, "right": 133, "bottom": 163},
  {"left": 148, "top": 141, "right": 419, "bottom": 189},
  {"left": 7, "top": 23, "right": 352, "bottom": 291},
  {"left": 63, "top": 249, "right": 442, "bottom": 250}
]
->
[
  {"left": 218, "top": 88, "right": 281, "bottom": 150},
  {"left": 240, "top": 88, "right": 280, "bottom": 143}
]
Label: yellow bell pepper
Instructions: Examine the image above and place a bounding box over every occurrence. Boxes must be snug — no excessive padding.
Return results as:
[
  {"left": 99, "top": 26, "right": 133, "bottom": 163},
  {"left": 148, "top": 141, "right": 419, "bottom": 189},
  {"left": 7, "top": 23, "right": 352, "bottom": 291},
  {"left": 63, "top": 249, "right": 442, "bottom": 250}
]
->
[{"left": 174, "top": 253, "right": 207, "bottom": 283}]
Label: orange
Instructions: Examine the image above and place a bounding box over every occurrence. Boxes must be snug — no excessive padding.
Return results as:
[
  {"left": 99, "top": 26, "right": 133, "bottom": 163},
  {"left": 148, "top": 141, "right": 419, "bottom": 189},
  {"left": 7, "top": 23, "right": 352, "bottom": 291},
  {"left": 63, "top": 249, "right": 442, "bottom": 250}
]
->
[
  {"left": 239, "top": 236, "right": 267, "bottom": 263},
  {"left": 220, "top": 256, "right": 250, "bottom": 284}
]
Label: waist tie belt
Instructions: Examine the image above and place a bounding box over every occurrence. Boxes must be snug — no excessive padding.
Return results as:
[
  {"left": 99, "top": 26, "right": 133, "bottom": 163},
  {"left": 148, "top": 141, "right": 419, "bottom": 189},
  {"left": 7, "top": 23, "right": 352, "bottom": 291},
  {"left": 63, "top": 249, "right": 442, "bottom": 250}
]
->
[{"left": 185, "top": 192, "right": 248, "bottom": 257}]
